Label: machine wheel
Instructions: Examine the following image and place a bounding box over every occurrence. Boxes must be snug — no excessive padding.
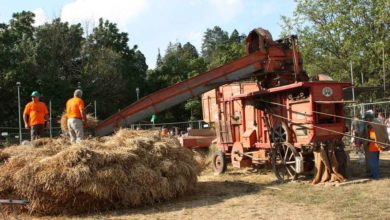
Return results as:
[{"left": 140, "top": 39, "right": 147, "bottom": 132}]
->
[
  {"left": 272, "top": 122, "right": 290, "bottom": 143},
  {"left": 212, "top": 150, "right": 227, "bottom": 174},
  {"left": 272, "top": 142, "right": 300, "bottom": 181},
  {"left": 231, "top": 142, "right": 245, "bottom": 164}
]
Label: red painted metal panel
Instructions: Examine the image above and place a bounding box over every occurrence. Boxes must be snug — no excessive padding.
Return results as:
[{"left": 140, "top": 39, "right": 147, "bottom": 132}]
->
[{"left": 179, "top": 136, "right": 215, "bottom": 148}]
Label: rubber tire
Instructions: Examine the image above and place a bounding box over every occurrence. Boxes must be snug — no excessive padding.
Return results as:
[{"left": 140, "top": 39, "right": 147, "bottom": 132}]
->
[{"left": 211, "top": 150, "right": 227, "bottom": 175}]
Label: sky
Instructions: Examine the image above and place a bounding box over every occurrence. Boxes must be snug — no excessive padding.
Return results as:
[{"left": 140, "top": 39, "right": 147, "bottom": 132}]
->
[{"left": 0, "top": 0, "right": 296, "bottom": 69}]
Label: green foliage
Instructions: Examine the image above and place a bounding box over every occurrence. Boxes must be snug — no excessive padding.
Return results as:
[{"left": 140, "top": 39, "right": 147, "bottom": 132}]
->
[
  {"left": 184, "top": 98, "right": 201, "bottom": 121},
  {"left": 0, "top": 12, "right": 147, "bottom": 126},
  {"left": 280, "top": 0, "right": 390, "bottom": 92},
  {"left": 0, "top": 11, "right": 37, "bottom": 126},
  {"left": 0, "top": 12, "right": 247, "bottom": 126},
  {"left": 201, "top": 26, "right": 229, "bottom": 64},
  {"left": 34, "top": 18, "right": 84, "bottom": 117},
  {"left": 146, "top": 41, "right": 206, "bottom": 122},
  {"left": 147, "top": 27, "right": 246, "bottom": 122},
  {"left": 201, "top": 26, "right": 246, "bottom": 69},
  {"left": 81, "top": 18, "right": 147, "bottom": 118}
]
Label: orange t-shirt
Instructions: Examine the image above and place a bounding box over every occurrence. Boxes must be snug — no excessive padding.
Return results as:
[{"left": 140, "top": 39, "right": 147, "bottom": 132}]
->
[
  {"left": 23, "top": 101, "right": 48, "bottom": 126},
  {"left": 368, "top": 127, "right": 381, "bottom": 152},
  {"left": 66, "top": 97, "right": 84, "bottom": 119}
]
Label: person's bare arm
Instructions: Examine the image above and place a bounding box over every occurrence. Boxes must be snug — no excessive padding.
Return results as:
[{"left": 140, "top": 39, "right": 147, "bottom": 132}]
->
[
  {"left": 23, "top": 114, "right": 30, "bottom": 129},
  {"left": 80, "top": 108, "right": 87, "bottom": 124},
  {"left": 45, "top": 114, "right": 50, "bottom": 128}
]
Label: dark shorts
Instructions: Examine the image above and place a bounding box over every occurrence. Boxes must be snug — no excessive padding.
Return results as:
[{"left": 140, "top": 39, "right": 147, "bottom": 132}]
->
[{"left": 31, "top": 124, "right": 44, "bottom": 140}]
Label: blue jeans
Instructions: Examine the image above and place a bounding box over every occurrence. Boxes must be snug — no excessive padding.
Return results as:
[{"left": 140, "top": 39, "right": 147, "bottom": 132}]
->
[{"left": 368, "top": 151, "right": 380, "bottom": 178}]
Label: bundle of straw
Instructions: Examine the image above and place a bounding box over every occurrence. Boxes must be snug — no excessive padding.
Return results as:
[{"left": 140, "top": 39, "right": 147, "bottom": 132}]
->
[
  {"left": 0, "top": 129, "right": 200, "bottom": 215},
  {"left": 59, "top": 112, "right": 99, "bottom": 133}
]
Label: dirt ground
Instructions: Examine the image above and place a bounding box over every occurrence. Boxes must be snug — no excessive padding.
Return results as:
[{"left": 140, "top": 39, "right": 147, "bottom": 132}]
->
[{"left": 13, "top": 152, "right": 390, "bottom": 220}]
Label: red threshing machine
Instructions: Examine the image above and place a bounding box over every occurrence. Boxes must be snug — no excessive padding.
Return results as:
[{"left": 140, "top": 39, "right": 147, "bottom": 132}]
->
[{"left": 95, "top": 28, "right": 350, "bottom": 181}]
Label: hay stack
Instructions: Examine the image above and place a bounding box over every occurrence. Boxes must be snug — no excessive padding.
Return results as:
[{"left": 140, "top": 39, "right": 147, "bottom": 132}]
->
[
  {"left": 0, "top": 129, "right": 200, "bottom": 215},
  {"left": 0, "top": 150, "right": 9, "bottom": 164},
  {"left": 192, "top": 143, "right": 219, "bottom": 172}
]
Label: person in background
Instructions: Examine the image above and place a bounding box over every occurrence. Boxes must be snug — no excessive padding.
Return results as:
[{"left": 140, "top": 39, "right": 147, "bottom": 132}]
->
[
  {"left": 362, "top": 110, "right": 374, "bottom": 174},
  {"left": 160, "top": 127, "right": 169, "bottom": 137},
  {"left": 385, "top": 116, "right": 390, "bottom": 143},
  {"left": 23, "top": 91, "right": 49, "bottom": 140},
  {"left": 66, "top": 89, "right": 86, "bottom": 143},
  {"left": 366, "top": 112, "right": 385, "bottom": 179},
  {"left": 376, "top": 112, "right": 385, "bottom": 124},
  {"left": 350, "top": 114, "right": 364, "bottom": 153}
]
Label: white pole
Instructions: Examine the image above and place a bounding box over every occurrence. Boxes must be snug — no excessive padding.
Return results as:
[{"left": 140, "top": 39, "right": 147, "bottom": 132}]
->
[
  {"left": 351, "top": 61, "right": 356, "bottom": 116},
  {"left": 49, "top": 100, "right": 52, "bottom": 138},
  {"left": 17, "top": 82, "right": 22, "bottom": 144},
  {"left": 94, "top": 100, "right": 97, "bottom": 119}
]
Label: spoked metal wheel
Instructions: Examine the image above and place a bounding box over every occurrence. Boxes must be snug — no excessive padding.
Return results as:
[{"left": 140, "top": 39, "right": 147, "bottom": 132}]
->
[
  {"left": 272, "top": 122, "right": 290, "bottom": 143},
  {"left": 272, "top": 142, "right": 300, "bottom": 181},
  {"left": 211, "top": 150, "right": 227, "bottom": 174}
]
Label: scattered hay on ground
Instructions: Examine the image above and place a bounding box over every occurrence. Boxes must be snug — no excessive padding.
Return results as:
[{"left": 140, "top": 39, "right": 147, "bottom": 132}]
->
[{"left": 0, "top": 129, "right": 200, "bottom": 216}]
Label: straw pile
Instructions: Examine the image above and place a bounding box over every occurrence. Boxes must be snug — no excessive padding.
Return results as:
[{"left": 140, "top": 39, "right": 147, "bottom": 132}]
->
[
  {"left": 0, "top": 150, "right": 9, "bottom": 164},
  {"left": 191, "top": 143, "right": 219, "bottom": 172},
  {"left": 0, "top": 129, "right": 200, "bottom": 215}
]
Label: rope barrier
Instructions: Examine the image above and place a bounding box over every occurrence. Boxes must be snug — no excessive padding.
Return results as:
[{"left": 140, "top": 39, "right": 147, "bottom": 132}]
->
[
  {"left": 259, "top": 100, "right": 386, "bottom": 127},
  {"left": 259, "top": 100, "right": 390, "bottom": 148},
  {"left": 269, "top": 112, "right": 390, "bottom": 148}
]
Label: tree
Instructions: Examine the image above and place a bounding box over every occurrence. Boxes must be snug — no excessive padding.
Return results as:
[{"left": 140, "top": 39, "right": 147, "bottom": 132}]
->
[
  {"left": 184, "top": 98, "right": 201, "bottom": 121},
  {"left": 82, "top": 46, "right": 127, "bottom": 117},
  {"left": 146, "top": 41, "right": 206, "bottom": 121},
  {"left": 81, "top": 18, "right": 147, "bottom": 119},
  {"left": 0, "top": 11, "right": 36, "bottom": 126},
  {"left": 201, "top": 26, "right": 246, "bottom": 69},
  {"left": 156, "top": 48, "right": 163, "bottom": 67},
  {"left": 229, "top": 29, "right": 245, "bottom": 44},
  {"left": 201, "top": 26, "right": 229, "bottom": 65},
  {"left": 35, "top": 18, "right": 84, "bottom": 116},
  {"left": 147, "top": 27, "right": 248, "bottom": 122},
  {"left": 0, "top": 13, "right": 149, "bottom": 127},
  {"left": 280, "top": 0, "right": 390, "bottom": 90}
]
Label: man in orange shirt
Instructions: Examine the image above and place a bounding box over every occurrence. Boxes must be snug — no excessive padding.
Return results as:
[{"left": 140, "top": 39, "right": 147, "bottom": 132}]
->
[
  {"left": 66, "top": 89, "right": 86, "bottom": 143},
  {"left": 366, "top": 112, "right": 385, "bottom": 179},
  {"left": 23, "top": 91, "right": 49, "bottom": 140}
]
